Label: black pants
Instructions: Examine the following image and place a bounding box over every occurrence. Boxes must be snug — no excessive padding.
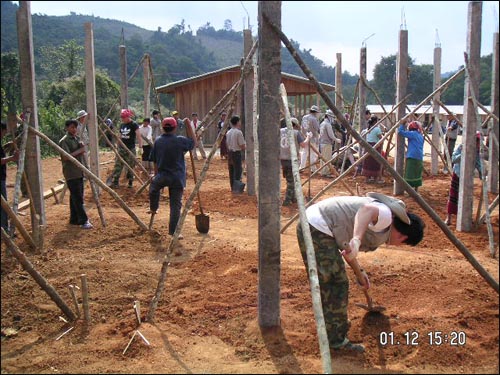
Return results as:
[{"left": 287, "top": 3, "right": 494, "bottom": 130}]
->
[
  {"left": 228, "top": 150, "right": 243, "bottom": 190},
  {"left": 67, "top": 177, "right": 88, "bottom": 225}
]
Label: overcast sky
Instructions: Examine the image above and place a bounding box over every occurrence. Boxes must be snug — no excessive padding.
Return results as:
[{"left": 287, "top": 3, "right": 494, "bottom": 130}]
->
[{"left": 23, "top": 1, "right": 499, "bottom": 80}]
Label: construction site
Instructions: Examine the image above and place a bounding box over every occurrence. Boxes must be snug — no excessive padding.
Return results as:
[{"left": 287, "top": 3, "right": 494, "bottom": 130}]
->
[{"left": 1, "top": 1, "right": 498, "bottom": 374}]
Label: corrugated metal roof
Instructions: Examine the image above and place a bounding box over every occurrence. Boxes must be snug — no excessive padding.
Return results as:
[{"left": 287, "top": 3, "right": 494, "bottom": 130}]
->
[{"left": 367, "top": 104, "right": 491, "bottom": 116}]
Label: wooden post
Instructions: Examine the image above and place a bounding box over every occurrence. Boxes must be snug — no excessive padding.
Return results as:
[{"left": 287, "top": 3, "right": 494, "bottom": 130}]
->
[
  {"left": 80, "top": 274, "right": 90, "bottom": 323},
  {"left": 243, "top": 29, "right": 256, "bottom": 196},
  {"left": 335, "top": 53, "right": 343, "bottom": 112},
  {"left": 489, "top": 32, "right": 499, "bottom": 194},
  {"left": 84, "top": 22, "right": 100, "bottom": 190},
  {"left": 1, "top": 228, "right": 76, "bottom": 321},
  {"left": 359, "top": 47, "right": 367, "bottom": 132},
  {"left": 394, "top": 28, "right": 408, "bottom": 195},
  {"left": 143, "top": 54, "right": 151, "bottom": 119},
  {"left": 257, "top": 0, "right": 281, "bottom": 329},
  {"left": 16, "top": 2, "right": 45, "bottom": 246},
  {"left": 432, "top": 43, "right": 442, "bottom": 175},
  {"left": 120, "top": 44, "right": 128, "bottom": 109},
  {"left": 457, "top": 1, "right": 482, "bottom": 232}
]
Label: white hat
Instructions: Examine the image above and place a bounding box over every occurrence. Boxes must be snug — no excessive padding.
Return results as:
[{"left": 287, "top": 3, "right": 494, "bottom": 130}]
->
[
  {"left": 310, "top": 105, "right": 320, "bottom": 113},
  {"left": 325, "top": 109, "right": 335, "bottom": 118},
  {"left": 366, "top": 192, "right": 411, "bottom": 225},
  {"left": 76, "top": 110, "right": 88, "bottom": 119}
]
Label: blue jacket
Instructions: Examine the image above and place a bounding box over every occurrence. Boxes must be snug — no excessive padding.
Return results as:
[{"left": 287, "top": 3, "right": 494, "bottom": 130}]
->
[
  {"left": 398, "top": 124, "right": 424, "bottom": 160},
  {"left": 151, "top": 133, "right": 194, "bottom": 188}
]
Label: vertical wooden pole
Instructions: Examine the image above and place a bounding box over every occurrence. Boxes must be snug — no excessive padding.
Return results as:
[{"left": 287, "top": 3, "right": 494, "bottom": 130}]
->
[
  {"left": 432, "top": 42, "right": 442, "bottom": 175},
  {"left": 359, "top": 47, "right": 367, "bottom": 132},
  {"left": 458, "top": 1, "right": 482, "bottom": 232},
  {"left": 257, "top": 0, "right": 281, "bottom": 328},
  {"left": 394, "top": 29, "right": 408, "bottom": 195},
  {"left": 84, "top": 22, "right": 100, "bottom": 188},
  {"left": 244, "top": 29, "right": 256, "bottom": 196},
  {"left": 335, "top": 53, "right": 343, "bottom": 113},
  {"left": 16, "top": 1, "right": 45, "bottom": 246},
  {"left": 120, "top": 45, "right": 128, "bottom": 109},
  {"left": 143, "top": 54, "right": 151, "bottom": 119},
  {"left": 488, "top": 32, "right": 499, "bottom": 194}
]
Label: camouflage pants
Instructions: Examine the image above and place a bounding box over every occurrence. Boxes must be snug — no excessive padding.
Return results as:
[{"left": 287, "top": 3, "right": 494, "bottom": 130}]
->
[
  {"left": 282, "top": 164, "right": 295, "bottom": 203},
  {"left": 296, "top": 222, "right": 349, "bottom": 348},
  {"left": 111, "top": 146, "right": 136, "bottom": 183}
]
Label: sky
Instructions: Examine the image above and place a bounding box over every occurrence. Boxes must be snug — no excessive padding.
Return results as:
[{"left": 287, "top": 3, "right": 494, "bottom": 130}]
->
[{"left": 21, "top": 1, "right": 500, "bottom": 80}]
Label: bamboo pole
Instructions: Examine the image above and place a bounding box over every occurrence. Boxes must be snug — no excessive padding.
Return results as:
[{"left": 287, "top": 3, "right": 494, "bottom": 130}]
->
[
  {"left": 29, "top": 127, "right": 148, "bottom": 231},
  {"left": 1, "top": 228, "right": 77, "bottom": 321},
  {"left": 68, "top": 284, "right": 80, "bottom": 318},
  {"left": 280, "top": 84, "right": 332, "bottom": 372},
  {"left": 147, "top": 94, "right": 240, "bottom": 323},
  {"left": 80, "top": 274, "right": 90, "bottom": 323},
  {"left": 1, "top": 195, "right": 36, "bottom": 249},
  {"left": 478, "top": 195, "right": 499, "bottom": 227},
  {"left": 9, "top": 113, "right": 30, "bottom": 236},
  {"left": 147, "top": 40, "right": 268, "bottom": 322},
  {"left": 265, "top": 14, "right": 499, "bottom": 294}
]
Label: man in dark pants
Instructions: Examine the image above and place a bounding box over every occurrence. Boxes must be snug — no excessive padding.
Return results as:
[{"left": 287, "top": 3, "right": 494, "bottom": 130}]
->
[
  {"left": 59, "top": 119, "right": 92, "bottom": 229},
  {"left": 225, "top": 115, "right": 246, "bottom": 193},
  {"left": 149, "top": 117, "right": 194, "bottom": 236}
]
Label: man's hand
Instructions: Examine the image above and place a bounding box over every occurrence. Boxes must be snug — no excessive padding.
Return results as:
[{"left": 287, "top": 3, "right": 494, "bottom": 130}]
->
[
  {"left": 341, "top": 236, "right": 360, "bottom": 262},
  {"left": 356, "top": 269, "right": 371, "bottom": 290}
]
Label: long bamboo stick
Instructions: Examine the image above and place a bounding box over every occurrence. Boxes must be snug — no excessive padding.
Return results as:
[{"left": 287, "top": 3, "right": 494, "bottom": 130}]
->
[
  {"left": 29, "top": 127, "right": 148, "bottom": 231},
  {"left": 280, "top": 83, "right": 332, "bottom": 373},
  {"left": 1, "top": 195, "right": 36, "bottom": 249},
  {"left": 1, "top": 227, "right": 76, "bottom": 321},
  {"left": 147, "top": 42, "right": 258, "bottom": 322},
  {"left": 265, "top": 14, "right": 498, "bottom": 294}
]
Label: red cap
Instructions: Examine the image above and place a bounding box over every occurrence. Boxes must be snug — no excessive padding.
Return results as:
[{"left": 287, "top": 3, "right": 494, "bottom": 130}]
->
[
  {"left": 161, "top": 117, "right": 177, "bottom": 129},
  {"left": 120, "top": 109, "right": 134, "bottom": 118},
  {"left": 408, "top": 121, "right": 420, "bottom": 131}
]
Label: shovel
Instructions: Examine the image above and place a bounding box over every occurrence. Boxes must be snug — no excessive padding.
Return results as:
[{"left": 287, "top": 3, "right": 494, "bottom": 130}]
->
[
  {"left": 184, "top": 117, "right": 210, "bottom": 234},
  {"left": 347, "top": 257, "right": 386, "bottom": 313}
]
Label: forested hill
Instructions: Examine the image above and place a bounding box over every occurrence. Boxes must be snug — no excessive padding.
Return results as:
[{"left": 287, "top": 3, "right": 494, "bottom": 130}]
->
[{"left": 0, "top": 1, "right": 344, "bottom": 87}]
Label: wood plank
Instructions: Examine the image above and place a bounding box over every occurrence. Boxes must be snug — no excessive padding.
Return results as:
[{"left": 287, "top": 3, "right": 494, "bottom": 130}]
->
[{"left": 18, "top": 183, "right": 65, "bottom": 211}]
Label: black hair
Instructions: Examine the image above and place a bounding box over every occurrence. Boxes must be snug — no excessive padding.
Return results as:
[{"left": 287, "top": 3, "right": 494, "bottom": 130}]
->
[
  {"left": 393, "top": 212, "right": 425, "bottom": 246},
  {"left": 1, "top": 121, "right": 6, "bottom": 130},
  {"left": 152, "top": 110, "right": 160, "bottom": 116},
  {"left": 143, "top": 118, "right": 150, "bottom": 123},
  {"left": 280, "top": 118, "right": 287, "bottom": 128},
  {"left": 368, "top": 115, "right": 379, "bottom": 127},
  {"left": 192, "top": 113, "right": 198, "bottom": 117},
  {"left": 230, "top": 115, "right": 240, "bottom": 125},
  {"left": 65, "top": 119, "right": 78, "bottom": 128},
  {"left": 365, "top": 109, "right": 371, "bottom": 115}
]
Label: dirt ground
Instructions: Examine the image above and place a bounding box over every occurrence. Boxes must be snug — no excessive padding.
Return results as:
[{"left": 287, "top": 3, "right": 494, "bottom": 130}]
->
[{"left": 1, "top": 147, "right": 499, "bottom": 374}]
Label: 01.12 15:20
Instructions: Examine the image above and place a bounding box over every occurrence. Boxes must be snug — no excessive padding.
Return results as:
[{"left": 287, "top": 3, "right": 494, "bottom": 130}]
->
[{"left": 379, "top": 330, "right": 467, "bottom": 346}]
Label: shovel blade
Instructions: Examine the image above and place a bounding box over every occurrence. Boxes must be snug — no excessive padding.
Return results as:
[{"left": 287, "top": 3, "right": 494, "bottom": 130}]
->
[
  {"left": 354, "top": 302, "right": 386, "bottom": 313},
  {"left": 195, "top": 213, "right": 210, "bottom": 234}
]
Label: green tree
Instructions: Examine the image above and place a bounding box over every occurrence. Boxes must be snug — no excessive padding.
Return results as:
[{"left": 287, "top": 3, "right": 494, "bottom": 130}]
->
[
  {"left": 0, "top": 52, "right": 21, "bottom": 115},
  {"left": 38, "top": 39, "right": 84, "bottom": 81}
]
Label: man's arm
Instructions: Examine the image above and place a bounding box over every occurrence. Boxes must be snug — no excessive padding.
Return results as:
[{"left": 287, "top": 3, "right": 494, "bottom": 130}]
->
[{"left": 135, "top": 128, "right": 143, "bottom": 148}]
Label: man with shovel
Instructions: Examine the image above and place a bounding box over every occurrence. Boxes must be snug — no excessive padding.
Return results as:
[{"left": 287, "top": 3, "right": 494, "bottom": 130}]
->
[
  {"left": 296, "top": 192, "right": 424, "bottom": 353},
  {"left": 149, "top": 117, "right": 194, "bottom": 237}
]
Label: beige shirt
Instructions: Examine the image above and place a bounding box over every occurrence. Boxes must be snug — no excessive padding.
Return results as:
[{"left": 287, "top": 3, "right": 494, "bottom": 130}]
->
[{"left": 226, "top": 127, "right": 245, "bottom": 151}]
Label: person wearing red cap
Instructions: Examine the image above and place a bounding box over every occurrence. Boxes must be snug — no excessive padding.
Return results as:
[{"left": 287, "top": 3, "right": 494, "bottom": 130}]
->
[
  {"left": 398, "top": 119, "right": 424, "bottom": 191},
  {"left": 108, "top": 109, "right": 142, "bottom": 188},
  {"left": 149, "top": 117, "right": 195, "bottom": 236}
]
